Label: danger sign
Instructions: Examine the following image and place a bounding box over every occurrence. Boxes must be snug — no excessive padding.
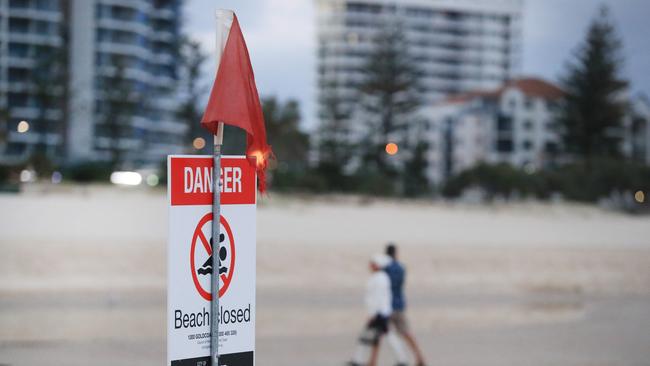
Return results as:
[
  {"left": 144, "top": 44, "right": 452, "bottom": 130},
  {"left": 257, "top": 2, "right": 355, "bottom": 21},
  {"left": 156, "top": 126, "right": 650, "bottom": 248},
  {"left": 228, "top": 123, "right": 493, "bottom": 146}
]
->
[{"left": 168, "top": 155, "right": 256, "bottom": 366}]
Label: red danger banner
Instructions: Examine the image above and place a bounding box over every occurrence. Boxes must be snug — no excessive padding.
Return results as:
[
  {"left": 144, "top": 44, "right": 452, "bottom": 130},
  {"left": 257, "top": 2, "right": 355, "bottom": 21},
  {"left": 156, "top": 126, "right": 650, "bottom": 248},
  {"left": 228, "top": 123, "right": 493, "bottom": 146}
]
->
[{"left": 170, "top": 156, "right": 256, "bottom": 206}]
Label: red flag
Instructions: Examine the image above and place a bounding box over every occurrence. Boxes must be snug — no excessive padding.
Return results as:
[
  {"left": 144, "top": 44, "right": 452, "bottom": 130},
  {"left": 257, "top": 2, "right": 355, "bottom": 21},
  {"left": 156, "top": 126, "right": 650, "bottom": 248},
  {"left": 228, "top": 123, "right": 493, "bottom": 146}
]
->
[{"left": 201, "top": 15, "right": 273, "bottom": 192}]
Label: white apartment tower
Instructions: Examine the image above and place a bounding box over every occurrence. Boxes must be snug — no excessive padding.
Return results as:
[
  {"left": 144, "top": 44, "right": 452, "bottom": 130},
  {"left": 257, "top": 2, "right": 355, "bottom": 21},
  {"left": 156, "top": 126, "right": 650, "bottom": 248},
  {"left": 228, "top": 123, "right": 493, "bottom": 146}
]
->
[
  {"left": 68, "top": 0, "right": 184, "bottom": 166},
  {"left": 316, "top": 0, "right": 523, "bottom": 125},
  {"left": 0, "top": 0, "right": 184, "bottom": 166},
  {"left": 0, "top": 0, "right": 67, "bottom": 161}
]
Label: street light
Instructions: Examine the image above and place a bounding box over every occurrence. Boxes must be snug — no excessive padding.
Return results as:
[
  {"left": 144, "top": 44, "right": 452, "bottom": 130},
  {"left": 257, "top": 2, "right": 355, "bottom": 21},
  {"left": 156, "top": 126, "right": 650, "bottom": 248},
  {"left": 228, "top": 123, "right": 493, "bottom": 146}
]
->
[
  {"left": 17, "top": 120, "right": 29, "bottom": 133},
  {"left": 193, "top": 137, "right": 206, "bottom": 150},
  {"left": 385, "top": 142, "right": 399, "bottom": 156}
]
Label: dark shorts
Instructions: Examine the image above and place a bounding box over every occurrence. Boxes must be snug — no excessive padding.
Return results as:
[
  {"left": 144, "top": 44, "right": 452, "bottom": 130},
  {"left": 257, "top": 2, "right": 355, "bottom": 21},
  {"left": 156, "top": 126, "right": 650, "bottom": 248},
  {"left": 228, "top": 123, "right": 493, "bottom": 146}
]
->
[
  {"left": 359, "top": 314, "right": 388, "bottom": 346},
  {"left": 368, "top": 314, "right": 389, "bottom": 334}
]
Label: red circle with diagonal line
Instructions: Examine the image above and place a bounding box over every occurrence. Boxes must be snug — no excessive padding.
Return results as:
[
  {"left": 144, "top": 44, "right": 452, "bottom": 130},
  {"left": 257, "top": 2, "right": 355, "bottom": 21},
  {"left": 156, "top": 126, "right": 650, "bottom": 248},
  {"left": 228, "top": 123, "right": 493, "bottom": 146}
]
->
[{"left": 190, "top": 213, "right": 236, "bottom": 301}]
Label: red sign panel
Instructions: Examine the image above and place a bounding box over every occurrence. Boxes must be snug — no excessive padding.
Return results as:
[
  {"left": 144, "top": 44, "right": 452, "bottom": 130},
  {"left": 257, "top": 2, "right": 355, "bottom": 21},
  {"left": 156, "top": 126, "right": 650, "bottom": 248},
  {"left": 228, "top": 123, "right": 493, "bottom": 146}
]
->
[{"left": 170, "top": 156, "right": 256, "bottom": 206}]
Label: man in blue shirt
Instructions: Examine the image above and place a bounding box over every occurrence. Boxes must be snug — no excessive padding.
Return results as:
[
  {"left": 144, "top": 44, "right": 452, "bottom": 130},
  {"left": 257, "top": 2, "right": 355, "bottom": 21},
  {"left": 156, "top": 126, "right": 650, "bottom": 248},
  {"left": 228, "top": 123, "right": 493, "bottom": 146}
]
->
[{"left": 385, "top": 243, "right": 427, "bottom": 366}]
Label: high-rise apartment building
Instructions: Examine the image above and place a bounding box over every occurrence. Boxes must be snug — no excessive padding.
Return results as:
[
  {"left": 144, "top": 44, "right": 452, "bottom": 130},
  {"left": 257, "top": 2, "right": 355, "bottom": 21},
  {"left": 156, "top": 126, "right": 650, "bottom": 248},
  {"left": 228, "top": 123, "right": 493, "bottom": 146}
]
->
[
  {"left": 316, "top": 0, "right": 523, "bottom": 128},
  {"left": 0, "top": 0, "right": 184, "bottom": 166},
  {"left": 0, "top": 0, "right": 67, "bottom": 162}
]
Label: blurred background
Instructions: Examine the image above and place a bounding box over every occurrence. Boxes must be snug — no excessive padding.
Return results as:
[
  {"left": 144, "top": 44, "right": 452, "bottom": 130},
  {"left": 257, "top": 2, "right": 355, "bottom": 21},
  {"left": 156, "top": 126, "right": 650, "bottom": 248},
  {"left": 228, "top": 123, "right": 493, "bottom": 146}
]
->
[{"left": 1, "top": 0, "right": 649, "bottom": 365}]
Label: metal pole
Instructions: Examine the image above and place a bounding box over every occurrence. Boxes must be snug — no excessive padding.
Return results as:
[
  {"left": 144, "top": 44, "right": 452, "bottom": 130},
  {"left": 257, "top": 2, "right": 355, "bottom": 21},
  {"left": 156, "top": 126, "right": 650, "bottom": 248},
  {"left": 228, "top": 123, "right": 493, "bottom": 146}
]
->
[
  {"left": 211, "top": 9, "right": 233, "bottom": 366},
  {"left": 211, "top": 124, "right": 223, "bottom": 366}
]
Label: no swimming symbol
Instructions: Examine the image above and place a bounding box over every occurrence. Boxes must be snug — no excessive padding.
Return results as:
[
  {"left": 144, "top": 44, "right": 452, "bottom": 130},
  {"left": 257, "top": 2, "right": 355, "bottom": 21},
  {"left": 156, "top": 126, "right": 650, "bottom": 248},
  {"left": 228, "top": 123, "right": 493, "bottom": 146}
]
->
[{"left": 189, "top": 213, "right": 236, "bottom": 301}]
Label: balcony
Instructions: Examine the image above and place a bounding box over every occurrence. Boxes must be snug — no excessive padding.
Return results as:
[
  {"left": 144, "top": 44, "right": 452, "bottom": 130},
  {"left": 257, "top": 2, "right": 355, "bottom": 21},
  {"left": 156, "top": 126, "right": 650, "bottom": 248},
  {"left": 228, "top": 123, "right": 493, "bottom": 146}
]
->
[
  {"left": 7, "top": 32, "right": 62, "bottom": 46},
  {"left": 7, "top": 8, "right": 62, "bottom": 22},
  {"left": 96, "top": 18, "right": 150, "bottom": 36}
]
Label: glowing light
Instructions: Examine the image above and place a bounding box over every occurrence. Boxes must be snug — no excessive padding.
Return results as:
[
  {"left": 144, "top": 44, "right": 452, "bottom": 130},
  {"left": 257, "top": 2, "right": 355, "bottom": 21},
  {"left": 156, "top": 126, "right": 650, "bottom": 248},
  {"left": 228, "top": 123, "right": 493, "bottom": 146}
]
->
[
  {"left": 51, "top": 171, "right": 63, "bottom": 184},
  {"left": 17, "top": 120, "right": 30, "bottom": 133},
  {"left": 385, "top": 143, "right": 399, "bottom": 156},
  {"left": 110, "top": 171, "right": 142, "bottom": 186},
  {"left": 146, "top": 174, "right": 159, "bottom": 187},
  {"left": 250, "top": 150, "right": 265, "bottom": 167},
  {"left": 193, "top": 137, "right": 206, "bottom": 150},
  {"left": 635, "top": 191, "right": 645, "bottom": 203},
  {"left": 20, "top": 169, "right": 36, "bottom": 183}
]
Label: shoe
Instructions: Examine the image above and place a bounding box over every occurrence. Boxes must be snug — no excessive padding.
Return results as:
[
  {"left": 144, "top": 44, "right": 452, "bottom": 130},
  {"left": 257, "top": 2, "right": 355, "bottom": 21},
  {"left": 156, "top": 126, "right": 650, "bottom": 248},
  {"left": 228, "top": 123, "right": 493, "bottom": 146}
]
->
[
  {"left": 346, "top": 362, "right": 363, "bottom": 366},
  {"left": 395, "top": 364, "right": 408, "bottom": 366}
]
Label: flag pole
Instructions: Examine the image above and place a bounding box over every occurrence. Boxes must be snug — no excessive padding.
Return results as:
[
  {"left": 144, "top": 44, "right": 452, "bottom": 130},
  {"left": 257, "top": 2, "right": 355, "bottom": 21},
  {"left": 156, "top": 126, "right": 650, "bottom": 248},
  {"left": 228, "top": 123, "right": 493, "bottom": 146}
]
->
[
  {"left": 211, "top": 9, "right": 233, "bottom": 366},
  {"left": 211, "top": 123, "right": 223, "bottom": 366}
]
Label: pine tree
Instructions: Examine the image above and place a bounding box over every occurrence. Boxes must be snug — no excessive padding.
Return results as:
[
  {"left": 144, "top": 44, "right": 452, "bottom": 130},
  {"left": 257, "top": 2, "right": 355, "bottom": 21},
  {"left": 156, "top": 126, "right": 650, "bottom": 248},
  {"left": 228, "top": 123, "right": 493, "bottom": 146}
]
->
[
  {"left": 262, "top": 97, "right": 309, "bottom": 170},
  {"left": 176, "top": 37, "right": 208, "bottom": 153},
  {"left": 403, "top": 140, "right": 430, "bottom": 197},
  {"left": 558, "top": 6, "right": 628, "bottom": 161},
  {"left": 357, "top": 22, "right": 422, "bottom": 177},
  {"left": 0, "top": 106, "right": 9, "bottom": 156},
  {"left": 316, "top": 78, "right": 354, "bottom": 190},
  {"left": 26, "top": 41, "right": 69, "bottom": 175},
  {"left": 100, "top": 59, "right": 138, "bottom": 169}
]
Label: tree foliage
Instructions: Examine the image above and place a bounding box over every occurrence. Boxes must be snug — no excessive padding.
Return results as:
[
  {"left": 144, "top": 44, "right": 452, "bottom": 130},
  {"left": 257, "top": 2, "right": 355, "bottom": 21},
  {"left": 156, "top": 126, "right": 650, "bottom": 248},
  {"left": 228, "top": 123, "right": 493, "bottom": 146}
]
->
[
  {"left": 403, "top": 140, "right": 430, "bottom": 197},
  {"left": 442, "top": 160, "right": 650, "bottom": 203},
  {"left": 316, "top": 78, "right": 354, "bottom": 190},
  {"left": 263, "top": 97, "right": 309, "bottom": 169},
  {"left": 259, "top": 97, "right": 312, "bottom": 190},
  {"left": 557, "top": 6, "right": 628, "bottom": 161},
  {"left": 30, "top": 40, "right": 68, "bottom": 166},
  {"left": 0, "top": 107, "right": 9, "bottom": 156},
  {"left": 177, "top": 37, "right": 208, "bottom": 152},
  {"left": 99, "top": 59, "right": 139, "bottom": 169},
  {"left": 442, "top": 163, "right": 545, "bottom": 199},
  {"left": 358, "top": 23, "right": 422, "bottom": 176}
]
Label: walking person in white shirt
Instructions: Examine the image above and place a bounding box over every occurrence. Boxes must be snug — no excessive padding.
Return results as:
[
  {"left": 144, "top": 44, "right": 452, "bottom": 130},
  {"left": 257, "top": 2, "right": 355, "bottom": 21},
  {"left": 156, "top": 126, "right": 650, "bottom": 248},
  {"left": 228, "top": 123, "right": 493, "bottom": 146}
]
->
[{"left": 347, "top": 254, "right": 393, "bottom": 366}]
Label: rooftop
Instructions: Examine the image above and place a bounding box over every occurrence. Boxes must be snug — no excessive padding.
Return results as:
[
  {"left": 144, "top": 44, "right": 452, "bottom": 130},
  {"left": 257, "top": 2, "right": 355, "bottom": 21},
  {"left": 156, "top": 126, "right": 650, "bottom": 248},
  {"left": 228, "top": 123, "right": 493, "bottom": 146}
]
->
[{"left": 441, "top": 77, "right": 565, "bottom": 105}]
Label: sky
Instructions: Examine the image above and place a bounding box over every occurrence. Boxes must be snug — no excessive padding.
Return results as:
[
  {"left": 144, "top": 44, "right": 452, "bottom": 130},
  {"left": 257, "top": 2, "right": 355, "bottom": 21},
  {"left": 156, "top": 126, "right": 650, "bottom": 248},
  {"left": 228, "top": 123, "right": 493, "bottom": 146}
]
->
[{"left": 184, "top": 0, "right": 650, "bottom": 130}]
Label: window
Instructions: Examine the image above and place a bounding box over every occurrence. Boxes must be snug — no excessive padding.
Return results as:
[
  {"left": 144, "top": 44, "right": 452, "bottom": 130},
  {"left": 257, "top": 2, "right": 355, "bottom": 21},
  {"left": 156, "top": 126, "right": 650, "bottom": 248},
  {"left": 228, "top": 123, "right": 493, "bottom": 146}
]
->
[
  {"left": 6, "top": 142, "right": 27, "bottom": 156},
  {"left": 137, "top": 10, "right": 148, "bottom": 24},
  {"left": 153, "top": 0, "right": 173, "bottom": 9},
  {"left": 8, "top": 92, "right": 29, "bottom": 107},
  {"left": 497, "top": 114, "right": 513, "bottom": 132},
  {"left": 97, "top": 29, "right": 112, "bottom": 42},
  {"left": 547, "top": 100, "right": 560, "bottom": 111},
  {"left": 8, "top": 67, "right": 30, "bottom": 82},
  {"left": 523, "top": 120, "right": 534, "bottom": 130},
  {"left": 497, "top": 139, "right": 513, "bottom": 152},
  {"left": 9, "top": 0, "right": 29, "bottom": 9},
  {"left": 545, "top": 142, "right": 559, "bottom": 154},
  {"left": 111, "top": 5, "right": 136, "bottom": 21},
  {"left": 524, "top": 97, "right": 534, "bottom": 109},
  {"left": 8, "top": 43, "right": 29, "bottom": 57},
  {"left": 34, "top": 20, "right": 54, "bottom": 34},
  {"left": 522, "top": 140, "right": 533, "bottom": 150},
  {"left": 346, "top": 2, "right": 382, "bottom": 14},
  {"left": 9, "top": 18, "right": 30, "bottom": 34},
  {"left": 35, "top": 0, "right": 57, "bottom": 11},
  {"left": 405, "top": 7, "right": 434, "bottom": 18}
]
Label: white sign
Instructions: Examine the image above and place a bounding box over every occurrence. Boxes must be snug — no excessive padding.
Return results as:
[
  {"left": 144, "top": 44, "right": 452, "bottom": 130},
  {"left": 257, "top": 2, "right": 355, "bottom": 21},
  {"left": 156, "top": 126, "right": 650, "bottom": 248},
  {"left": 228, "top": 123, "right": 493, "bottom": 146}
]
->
[{"left": 168, "top": 155, "right": 256, "bottom": 366}]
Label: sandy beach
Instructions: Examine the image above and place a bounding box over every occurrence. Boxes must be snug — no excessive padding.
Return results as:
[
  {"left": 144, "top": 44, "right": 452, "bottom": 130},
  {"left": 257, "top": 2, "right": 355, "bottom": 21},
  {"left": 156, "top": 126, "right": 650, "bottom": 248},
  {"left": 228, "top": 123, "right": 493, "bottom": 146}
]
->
[{"left": 1, "top": 185, "right": 650, "bottom": 366}]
